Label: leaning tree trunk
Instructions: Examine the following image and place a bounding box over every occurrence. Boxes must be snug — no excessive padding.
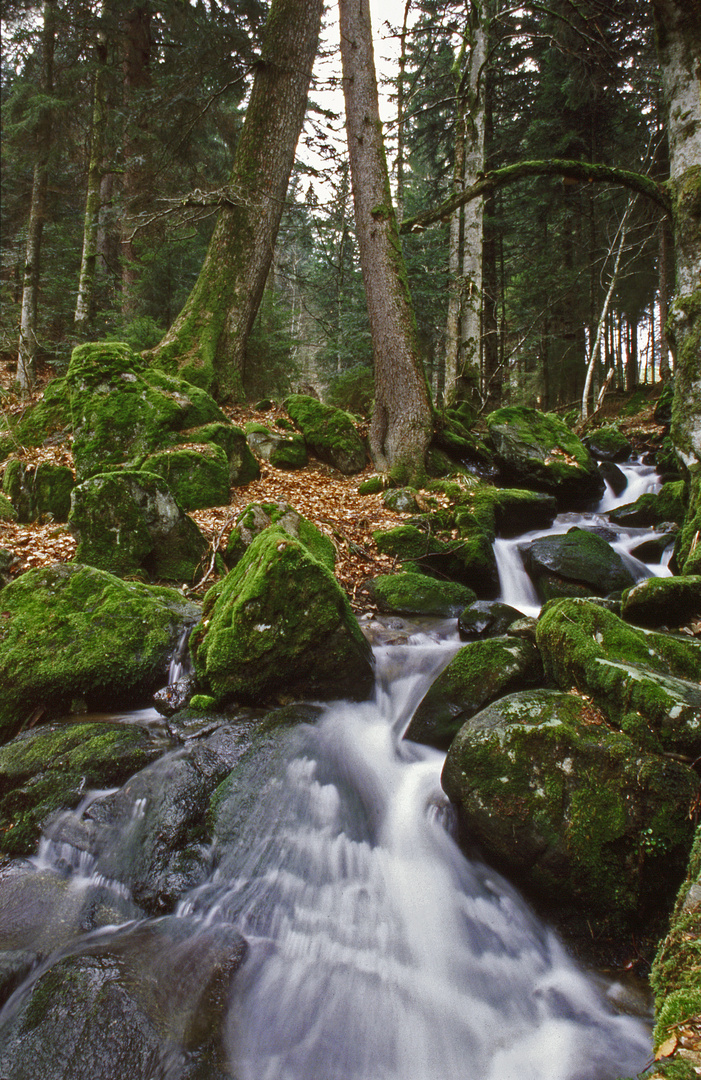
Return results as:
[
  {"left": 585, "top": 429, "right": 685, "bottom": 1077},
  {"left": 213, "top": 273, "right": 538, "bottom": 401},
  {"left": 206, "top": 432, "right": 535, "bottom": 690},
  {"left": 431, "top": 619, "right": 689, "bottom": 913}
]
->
[
  {"left": 148, "top": 0, "right": 323, "bottom": 401},
  {"left": 339, "top": 0, "right": 433, "bottom": 484},
  {"left": 17, "top": 0, "right": 56, "bottom": 392}
]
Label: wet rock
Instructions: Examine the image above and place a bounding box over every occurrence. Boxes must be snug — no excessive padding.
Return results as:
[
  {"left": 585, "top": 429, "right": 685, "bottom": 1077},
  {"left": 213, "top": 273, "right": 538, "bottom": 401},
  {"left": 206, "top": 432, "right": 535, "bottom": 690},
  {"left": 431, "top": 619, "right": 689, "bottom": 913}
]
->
[
  {"left": 405, "top": 636, "right": 543, "bottom": 749},
  {"left": 486, "top": 407, "right": 605, "bottom": 506},
  {"left": 524, "top": 527, "right": 637, "bottom": 600},
  {"left": 0, "top": 720, "right": 163, "bottom": 857},
  {"left": 69, "top": 470, "right": 208, "bottom": 582},
  {"left": 285, "top": 394, "right": 367, "bottom": 474},
  {"left": 373, "top": 523, "right": 499, "bottom": 598},
  {"left": 0, "top": 562, "right": 200, "bottom": 741},
  {"left": 192, "top": 526, "right": 374, "bottom": 706},
  {"left": 584, "top": 426, "right": 633, "bottom": 462},
  {"left": 536, "top": 598, "right": 701, "bottom": 756},
  {"left": 364, "top": 571, "right": 476, "bottom": 617},
  {"left": 621, "top": 575, "right": 701, "bottom": 629},
  {"left": 457, "top": 600, "right": 524, "bottom": 639},
  {"left": 629, "top": 528, "right": 677, "bottom": 564},
  {"left": 441, "top": 688, "right": 699, "bottom": 925},
  {"left": 153, "top": 676, "right": 198, "bottom": 717},
  {"left": 598, "top": 460, "right": 628, "bottom": 497},
  {"left": 491, "top": 488, "right": 558, "bottom": 536},
  {"left": 608, "top": 480, "right": 686, "bottom": 529}
]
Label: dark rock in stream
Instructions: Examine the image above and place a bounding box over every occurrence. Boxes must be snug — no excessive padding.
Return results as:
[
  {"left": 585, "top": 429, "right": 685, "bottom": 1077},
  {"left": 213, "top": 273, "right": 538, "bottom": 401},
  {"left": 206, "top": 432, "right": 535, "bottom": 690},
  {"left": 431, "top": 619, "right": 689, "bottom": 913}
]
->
[
  {"left": 0, "top": 916, "right": 247, "bottom": 1080},
  {"left": 524, "top": 527, "right": 637, "bottom": 600},
  {"left": 153, "top": 676, "right": 198, "bottom": 717},
  {"left": 457, "top": 600, "right": 524, "bottom": 639},
  {"left": 621, "top": 575, "right": 701, "bottom": 629},
  {"left": 441, "top": 688, "right": 700, "bottom": 933}
]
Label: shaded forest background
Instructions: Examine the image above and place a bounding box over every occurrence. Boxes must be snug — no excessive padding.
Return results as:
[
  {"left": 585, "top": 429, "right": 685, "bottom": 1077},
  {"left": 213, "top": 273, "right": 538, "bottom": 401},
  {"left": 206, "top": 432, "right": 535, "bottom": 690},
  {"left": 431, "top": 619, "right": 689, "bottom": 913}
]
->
[{"left": 1, "top": 0, "right": 672, "bottom": 416}]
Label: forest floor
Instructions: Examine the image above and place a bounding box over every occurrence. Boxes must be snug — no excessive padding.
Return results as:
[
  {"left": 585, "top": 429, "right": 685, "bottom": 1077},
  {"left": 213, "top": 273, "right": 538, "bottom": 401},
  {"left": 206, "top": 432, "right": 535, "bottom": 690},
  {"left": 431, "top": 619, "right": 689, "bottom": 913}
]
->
[
  {"left": 0, "top": 360, "right": 408, "bottom": 607},
  {"left": 0, "top": 356, "right": 668, "bottom": 609}
]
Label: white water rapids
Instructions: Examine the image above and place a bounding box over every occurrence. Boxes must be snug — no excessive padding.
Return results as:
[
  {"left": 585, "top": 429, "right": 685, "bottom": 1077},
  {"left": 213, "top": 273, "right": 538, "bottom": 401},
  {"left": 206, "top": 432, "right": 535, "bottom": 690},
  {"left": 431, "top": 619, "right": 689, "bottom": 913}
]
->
[{"left": 0, "top": 461, "right": 664, "bottom": 1077}]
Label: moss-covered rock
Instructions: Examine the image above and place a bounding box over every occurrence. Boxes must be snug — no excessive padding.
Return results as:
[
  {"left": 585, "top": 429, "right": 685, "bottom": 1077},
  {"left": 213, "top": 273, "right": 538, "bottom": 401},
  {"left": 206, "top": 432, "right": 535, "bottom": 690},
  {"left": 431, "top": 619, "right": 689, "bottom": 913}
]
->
[
  {"left": 676, "top": 474, "right": 701, "bottom": 576},
  {"left": 486, "top": 407, "right": 605, "bottom": 505},
  {"left": 224, "top": 502, "right": 335, "bottom": 572},
  {"left": 622, "top": 575, "right": 701, "bottom": 629},
  {"left": 651, "top": 825, "right": 701, "bottom": 1071},
  {"left": 191, "top": 526, "right": 373, "bottom": 705},
  {"left": 382, "top": 487, "right": 421, "bottom": 513},
  {"left": 441, "top": 688, "right": 699, "bottom": 924},
  {"left": 584, "top": 425, "right": 633, "bottom": 462},
  {"left": 405, "top": 636, "right": 543, "bottom": 749},
  {"left": 246, "top": 425, "right": 308, "bottom": 469},
  {"left": 285, "top": 394, "right": 367, "bottom": 474},
  {"left": 0, "top": 563, "right": 200, "bottom": 739},
  {"left": 2, "top": 460, "right": 74, "bottom": 523},
  {"left": 536, "top": 598, "right": 701, "bottom": 756},
  {"left": 608, "top": 480, "right": 686, "bottom": 528},
  {"left": 140, "top": 444, "right": 230, "bottom": 511},
  {"left": 178, "top": 422, "right": 260, "bottom": 485},
  {"left": 0, "top": 721, "right": 162, "bottom": 857},
  {"left": 363, "top": 572, "right": 476, "bottom": 617},
  {"left": 490, "top": 488, "right": 558, "bottom": 537},
  {"left": 69, "top": 470, "right": 208, "bottom": 582},
  {"left": 457, "top": 600, "right": 525, "bottom": 639},
  {"left": 372, "top": 523, "right": 499, "bottom": 597},
  {"left": 524, "top": 527, "right": 637, "bottom": 600}
]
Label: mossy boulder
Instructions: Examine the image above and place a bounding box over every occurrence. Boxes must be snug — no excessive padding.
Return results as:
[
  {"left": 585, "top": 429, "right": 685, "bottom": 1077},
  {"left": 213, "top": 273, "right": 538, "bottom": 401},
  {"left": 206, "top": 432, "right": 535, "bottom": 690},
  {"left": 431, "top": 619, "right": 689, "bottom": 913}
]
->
[
  {"left": 608, "top": 480, "right": 686, "bottom": 528},
  {"left": 432, "top": 415, "right": 494, "bottom": 473},
  {"left": 441, "top": 688, "right": 699, "bottom": 923},
  {"left": 584, "top": 426, "right": 633, "bottom": 462},
  {"left": 490, "top": 488, "right": 558, "bottom": 537},
  {"left": 191, "top": 526, "right": 374, "bottom": 705},
  {"left": 224, "top": 502, "right": 335, "bottom": 572},
  {"left": 245, "top": 425, "right": 308, "bottom": 469},
  {"left": 140, "top": 444, "right": 230, "bottom": 511},
  {"left": 405, "top": 636, "right": 543, "bottom": 749},
  {"left": 457, "top": 600, "right": 525, "bottom": 639},
  {"left": 2, "top": 460, "right": 74, "bottom": 523},
  {"left": 382, "top": 487, "right": 421, "bottom": 513},
  {"left": 486, "top": 407, "right": 605, "bottom": 505},
  {"left": 178, "top": 422, "right": 260, "bottom": 485},
  {"left": 0, "top": 563, "right": 200, "bottom": 740},
  {"left": 0, "top": 721, "right": 162, "bottom": 857},
  {"left": 363, "top": 572, "right": 476, "bottom": 617},
  {"left": 675, "top": 474, "right": 701, "bottom": 576},
  {"left": 373, "top": 523, "right": 499, "bottom": 597},
  {"left": 285, "top": 395, "right": 367, "bottom": 474},
  {"left": 536, "top": 598, "right": 701, "bottom": 756},
  {"left": 621, "top": 575, "right": 701, "bottom": 629},
  {"left": 523, "top": 527, "right": 637, "bottom": 600},
  {"left": 69, "top": 470, "right": 208, "bottom": 582}
]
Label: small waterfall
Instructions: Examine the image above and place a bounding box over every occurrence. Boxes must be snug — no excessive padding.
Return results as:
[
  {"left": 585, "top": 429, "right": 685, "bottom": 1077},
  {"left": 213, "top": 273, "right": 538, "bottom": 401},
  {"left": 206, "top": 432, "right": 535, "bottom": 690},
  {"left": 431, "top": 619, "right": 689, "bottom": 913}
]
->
[
  {"left": 167, "top": 625, "right": 194, "bottom": 684},
  {"left": 494, "top": 535, "right": 542, "bottom": 617}
]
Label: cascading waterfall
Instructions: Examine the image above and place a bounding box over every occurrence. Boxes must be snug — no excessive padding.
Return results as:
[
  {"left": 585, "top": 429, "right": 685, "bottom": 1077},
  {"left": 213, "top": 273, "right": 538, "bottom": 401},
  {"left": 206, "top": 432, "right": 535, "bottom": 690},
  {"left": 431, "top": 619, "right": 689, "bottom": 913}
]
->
[
  {"left": 0, "top": 624, "right": 652, "bottom": 1079},
  {"left": 495, "top": 459, "right": 672, "bottom": 614}
]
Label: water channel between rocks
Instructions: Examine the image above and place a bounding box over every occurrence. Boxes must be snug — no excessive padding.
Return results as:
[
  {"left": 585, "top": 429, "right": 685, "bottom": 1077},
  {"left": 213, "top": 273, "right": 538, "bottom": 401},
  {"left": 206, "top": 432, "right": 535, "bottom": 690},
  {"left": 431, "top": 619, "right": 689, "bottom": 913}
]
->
[{"left": 0, "top": 462, "right": 667, "bottom": 1079}]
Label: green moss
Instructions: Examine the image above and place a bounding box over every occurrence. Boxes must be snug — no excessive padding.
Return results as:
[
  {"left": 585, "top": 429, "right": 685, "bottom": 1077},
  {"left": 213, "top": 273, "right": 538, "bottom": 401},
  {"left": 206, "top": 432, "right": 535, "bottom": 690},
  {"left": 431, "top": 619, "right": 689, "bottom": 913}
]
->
[
  {"left": 285, "top": 395, "right": 366, "bottom": 474},
  {"left": 0, "top": 563, "right": 200, "bottom": 736},
  {"left": 0, "top": 492, "right": 18, "bottom": 521},
  {"left": 366, "top": 571, "right": 476, "bottom": 617},
  {"left": 188, "top": 694, "right": 217, "bottom": 711},
  {"left": 141, "top": 444, "right": 230, "bottom": 511}
]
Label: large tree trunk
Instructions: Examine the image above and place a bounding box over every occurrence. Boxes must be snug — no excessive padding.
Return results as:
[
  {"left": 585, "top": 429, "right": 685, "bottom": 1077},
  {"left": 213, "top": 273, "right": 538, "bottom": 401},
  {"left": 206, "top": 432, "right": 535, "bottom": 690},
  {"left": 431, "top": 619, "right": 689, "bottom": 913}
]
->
[
  {"left": 74, "top": 36, "right": 109, "bottom": 335},
  {"left": 653, "top": 2, "right": 701, "bottom": 471},
  {"left": 148, "top": 0, "right": 323, "bottom": 400},
  {"left": 17, "top": 0, "right": 56, "bottom": 392},
  {"left": 444, "top": 1, "right": 488, "bottom": 407},
  {"left": 339, "top": 0, "right": 433, "bottom": 484},
  {"left": 120, "top": 4, "right": 151, "bottom": 317}
]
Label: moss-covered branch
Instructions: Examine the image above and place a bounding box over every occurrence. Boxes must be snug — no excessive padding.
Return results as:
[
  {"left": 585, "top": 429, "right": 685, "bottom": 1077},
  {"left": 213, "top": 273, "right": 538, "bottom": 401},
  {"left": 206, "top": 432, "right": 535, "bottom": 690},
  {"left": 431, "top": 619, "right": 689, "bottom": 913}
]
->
[{"left": 399, "top": 159, "right": 671, "bottom": 234}]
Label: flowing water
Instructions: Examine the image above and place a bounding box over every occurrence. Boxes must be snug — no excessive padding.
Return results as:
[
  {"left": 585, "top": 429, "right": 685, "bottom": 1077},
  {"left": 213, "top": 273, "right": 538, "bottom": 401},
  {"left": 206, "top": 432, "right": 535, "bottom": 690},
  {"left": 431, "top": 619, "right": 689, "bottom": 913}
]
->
[{"left": 0, "top": 464, "right": 662, "bottom": 1078}]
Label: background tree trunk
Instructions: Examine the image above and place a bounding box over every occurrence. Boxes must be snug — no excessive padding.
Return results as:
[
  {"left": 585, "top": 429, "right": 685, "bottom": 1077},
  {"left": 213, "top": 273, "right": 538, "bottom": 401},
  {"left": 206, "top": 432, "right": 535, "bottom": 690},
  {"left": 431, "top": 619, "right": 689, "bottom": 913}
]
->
[
  {"left": 339, "top": 0, "right": 433, "bottom": 484},
  {"left": 74, "top": 34, "right": 108, "bottom": 335},
  {"left": 17, "top": 0, "right": 56, "bottom": 391},
  {"left": 148, "top": 0, "right": 323, "bottom": 400}
]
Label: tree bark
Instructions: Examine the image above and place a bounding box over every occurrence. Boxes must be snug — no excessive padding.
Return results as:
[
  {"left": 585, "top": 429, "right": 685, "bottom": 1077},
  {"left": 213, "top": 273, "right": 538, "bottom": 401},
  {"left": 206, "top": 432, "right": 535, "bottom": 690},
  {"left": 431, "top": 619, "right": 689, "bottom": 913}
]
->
[
  {"left": 653, "top": 1, "right": 701, "bottom": 474},
  {"left": 148, "top": 0, "right": 323, "bottom": 400},
  {"left": 74, "top": 35, "right": 108, "bottom": 335},
  {"left": 339, "top": 0, "right": 433, "bottom": 483},
  {"left": 444, "top": 1, "right": 488, "bottom": 407},
  {"left": 17, "top": 0, "right": 56, "bottom": 391}
]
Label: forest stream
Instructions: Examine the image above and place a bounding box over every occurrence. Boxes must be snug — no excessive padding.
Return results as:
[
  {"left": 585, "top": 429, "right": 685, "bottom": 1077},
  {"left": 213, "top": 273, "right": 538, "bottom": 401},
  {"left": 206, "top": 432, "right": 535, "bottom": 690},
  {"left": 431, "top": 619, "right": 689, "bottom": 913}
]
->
[{"left": 0, "top": 462, "right": 670, "bottom": 1079}]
